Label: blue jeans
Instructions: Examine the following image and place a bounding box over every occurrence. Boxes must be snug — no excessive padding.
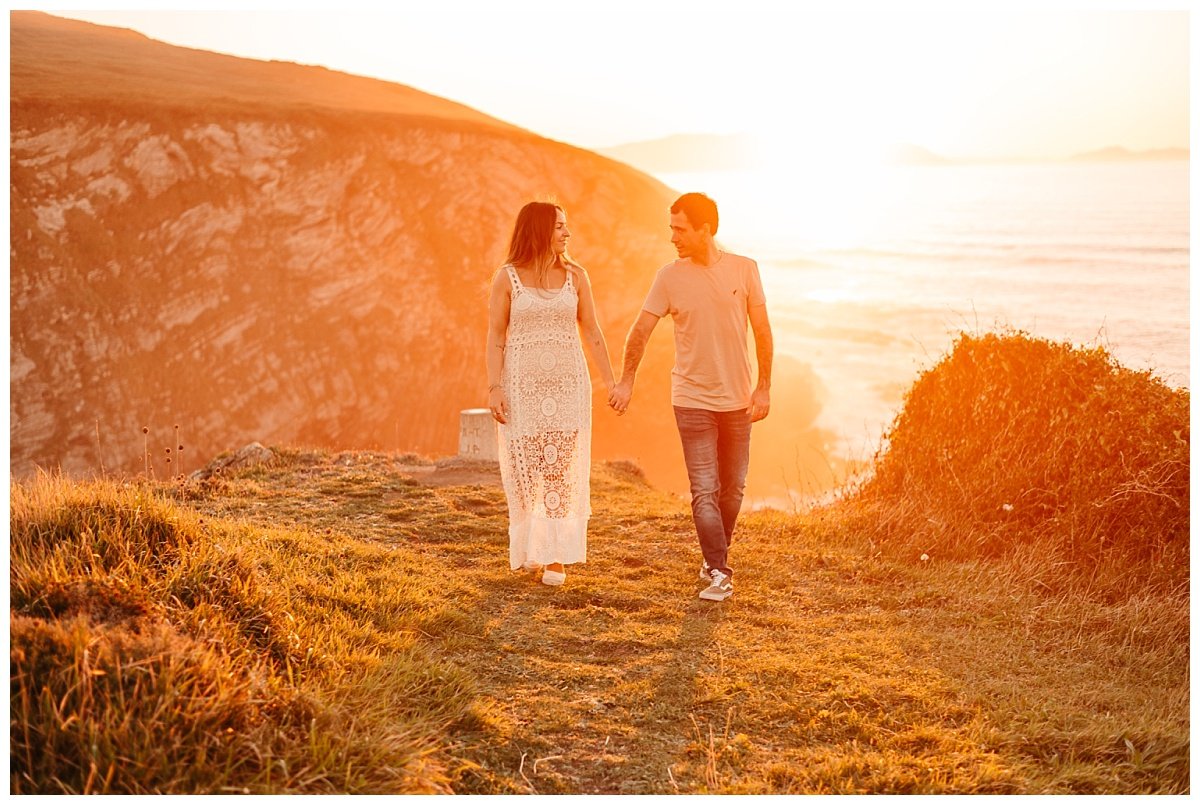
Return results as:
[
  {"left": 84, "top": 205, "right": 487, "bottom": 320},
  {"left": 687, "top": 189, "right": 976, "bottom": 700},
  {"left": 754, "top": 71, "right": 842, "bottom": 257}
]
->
[{"left": 673, "top": 406, "right": 752, "bottom": 579}]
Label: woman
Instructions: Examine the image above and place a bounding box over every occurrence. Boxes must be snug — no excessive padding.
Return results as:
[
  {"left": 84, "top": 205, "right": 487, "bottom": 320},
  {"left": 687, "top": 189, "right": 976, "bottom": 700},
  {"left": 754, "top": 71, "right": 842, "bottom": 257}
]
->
[{"left": 486, "top": 201, "right": 615, "bottom": 586}]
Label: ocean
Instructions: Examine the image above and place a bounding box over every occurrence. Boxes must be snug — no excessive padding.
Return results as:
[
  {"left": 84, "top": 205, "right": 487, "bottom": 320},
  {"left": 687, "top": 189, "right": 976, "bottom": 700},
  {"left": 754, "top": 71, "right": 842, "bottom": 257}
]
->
[{"left": 656, "top": 161, "right": 1190, "bottom": 462}]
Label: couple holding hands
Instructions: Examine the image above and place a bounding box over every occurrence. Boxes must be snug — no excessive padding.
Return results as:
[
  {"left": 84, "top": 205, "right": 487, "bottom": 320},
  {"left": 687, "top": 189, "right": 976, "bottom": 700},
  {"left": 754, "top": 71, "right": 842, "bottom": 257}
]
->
[{"left": 486, "top": 193, "right": 773, "bottom": 602}]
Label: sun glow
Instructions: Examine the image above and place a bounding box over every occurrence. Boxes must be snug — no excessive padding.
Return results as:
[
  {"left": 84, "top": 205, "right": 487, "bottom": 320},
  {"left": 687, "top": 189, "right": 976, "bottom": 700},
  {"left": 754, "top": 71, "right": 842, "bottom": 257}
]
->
[
  {"left": 711, "top": 130, "right": 913, "bottom": 253},
  {"left": 45, "top": 7, "right": 1189, "bottom": 161}
]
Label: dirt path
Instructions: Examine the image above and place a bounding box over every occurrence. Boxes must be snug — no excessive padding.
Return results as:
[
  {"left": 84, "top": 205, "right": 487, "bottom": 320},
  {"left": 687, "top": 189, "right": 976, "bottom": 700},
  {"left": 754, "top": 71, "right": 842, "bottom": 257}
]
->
[{"left": 187, "top": 449, "right": 1189, "bottom": 794}]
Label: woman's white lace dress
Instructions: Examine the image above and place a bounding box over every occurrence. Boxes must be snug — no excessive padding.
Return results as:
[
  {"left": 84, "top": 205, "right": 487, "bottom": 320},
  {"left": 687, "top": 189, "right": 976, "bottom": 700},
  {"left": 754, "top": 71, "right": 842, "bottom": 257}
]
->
[{"left": 498, "top": 264, "right": 591, "bottom": 569}]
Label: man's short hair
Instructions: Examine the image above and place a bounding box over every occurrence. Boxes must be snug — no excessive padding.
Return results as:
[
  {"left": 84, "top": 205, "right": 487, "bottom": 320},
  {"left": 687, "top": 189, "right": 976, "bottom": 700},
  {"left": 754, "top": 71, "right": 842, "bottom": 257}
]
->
[{"left": 670, "top": 192, "right": 719, "bottom": 235}]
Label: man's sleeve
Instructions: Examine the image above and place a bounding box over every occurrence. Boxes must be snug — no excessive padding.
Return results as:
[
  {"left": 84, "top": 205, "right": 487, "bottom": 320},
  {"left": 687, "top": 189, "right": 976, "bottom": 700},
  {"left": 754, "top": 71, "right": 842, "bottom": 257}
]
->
[{"left": 642, "top": 268, "right": 670, "bottom": 317}]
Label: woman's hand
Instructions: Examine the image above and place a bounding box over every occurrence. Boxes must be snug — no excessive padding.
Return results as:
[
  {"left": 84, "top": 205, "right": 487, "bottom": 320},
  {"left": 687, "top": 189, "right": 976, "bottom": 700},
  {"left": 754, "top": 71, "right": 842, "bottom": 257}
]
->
[
  {"left": 609, "top": 378, "right": 633, "bottom": 415},
  {"left": 489, "top": 386, "right": 508, "bottom": 424}
]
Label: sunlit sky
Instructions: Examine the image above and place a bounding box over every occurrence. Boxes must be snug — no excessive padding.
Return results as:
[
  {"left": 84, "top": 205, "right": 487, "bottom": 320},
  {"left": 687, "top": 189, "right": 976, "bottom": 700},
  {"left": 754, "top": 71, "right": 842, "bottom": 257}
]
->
[{"left": 30, "top": 3, "right": 1193, "bottom": 160}]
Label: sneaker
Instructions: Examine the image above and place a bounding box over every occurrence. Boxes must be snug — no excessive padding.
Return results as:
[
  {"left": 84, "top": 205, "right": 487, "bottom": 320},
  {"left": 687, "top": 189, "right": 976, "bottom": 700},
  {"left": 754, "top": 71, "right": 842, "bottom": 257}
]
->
[
  {"left": 700, "top": 560, "right": 711, "bottom": 582},
  {"left": 541, "top": 569, "right": 566, "bottom": 586},
  {"left": 699, "top": 568, "right": 732, "bottom": 601}
]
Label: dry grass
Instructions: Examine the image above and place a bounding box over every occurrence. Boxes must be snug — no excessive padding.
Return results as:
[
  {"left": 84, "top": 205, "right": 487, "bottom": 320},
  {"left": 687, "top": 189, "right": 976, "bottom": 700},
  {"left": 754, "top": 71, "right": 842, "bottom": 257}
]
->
[
  {"left": 11, "top": 448, "right": 1188, "bottom": 793},
  {"left": 10, "top": 331, "right": 1189, "bottom": 793},
  {"left": 855, "top": 331, "right": 1188, "bottom": 599},
  {"left": 10, "top": 469, "right": 479, "bottom": 794}
]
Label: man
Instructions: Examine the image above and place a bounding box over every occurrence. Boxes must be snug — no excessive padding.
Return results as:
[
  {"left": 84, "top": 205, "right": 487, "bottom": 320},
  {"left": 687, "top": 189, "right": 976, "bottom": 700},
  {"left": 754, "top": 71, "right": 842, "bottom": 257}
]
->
[{"left": 609, "top": 192, "right": 773, "bottom": 602}]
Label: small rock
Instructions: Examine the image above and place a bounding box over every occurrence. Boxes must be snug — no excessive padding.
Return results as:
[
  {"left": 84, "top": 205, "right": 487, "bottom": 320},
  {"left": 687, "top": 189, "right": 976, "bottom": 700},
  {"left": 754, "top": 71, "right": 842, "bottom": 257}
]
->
[{"left": 193, "top": 441, "right": 275, "bottom": 479}]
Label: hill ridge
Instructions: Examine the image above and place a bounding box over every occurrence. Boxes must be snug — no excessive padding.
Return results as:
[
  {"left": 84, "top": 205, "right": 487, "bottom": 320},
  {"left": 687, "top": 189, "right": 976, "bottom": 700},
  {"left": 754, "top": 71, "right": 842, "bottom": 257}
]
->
[{"left": 11, "top": 10, "right": 521, "bottom": 131}]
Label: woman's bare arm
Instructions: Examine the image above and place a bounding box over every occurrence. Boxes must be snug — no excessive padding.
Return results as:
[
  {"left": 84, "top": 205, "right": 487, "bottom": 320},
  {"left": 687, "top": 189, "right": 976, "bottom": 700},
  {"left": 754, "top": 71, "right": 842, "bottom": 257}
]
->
[
  {"left": 486, "top": 269, "right": 512, "bottom": 423},
  {"left": 573, "top": 267, "right": 616, "bottom": 394}
]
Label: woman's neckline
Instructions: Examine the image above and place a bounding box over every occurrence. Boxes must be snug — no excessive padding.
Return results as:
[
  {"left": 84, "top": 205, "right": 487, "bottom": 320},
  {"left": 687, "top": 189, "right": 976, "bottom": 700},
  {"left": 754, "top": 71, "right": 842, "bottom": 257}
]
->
[{"left": 511, "top": 263, "right": 568, "bottom": 293}]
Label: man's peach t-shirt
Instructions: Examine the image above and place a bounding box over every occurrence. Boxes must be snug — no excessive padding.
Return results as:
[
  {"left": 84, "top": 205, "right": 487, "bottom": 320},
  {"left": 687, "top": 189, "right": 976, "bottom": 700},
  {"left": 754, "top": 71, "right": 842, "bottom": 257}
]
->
[{"left": 641, "top": 253, "right": 767, "bottom": 412}]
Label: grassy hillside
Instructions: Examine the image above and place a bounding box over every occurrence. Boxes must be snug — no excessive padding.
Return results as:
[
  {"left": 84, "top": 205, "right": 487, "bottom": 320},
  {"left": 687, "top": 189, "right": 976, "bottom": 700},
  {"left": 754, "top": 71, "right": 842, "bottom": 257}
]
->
[
  {"left": 10, "top": 333, "right": 1189, "bottom": 793},
  {"left": 11, "top": 11, "right": 518, "bottom": 129}
]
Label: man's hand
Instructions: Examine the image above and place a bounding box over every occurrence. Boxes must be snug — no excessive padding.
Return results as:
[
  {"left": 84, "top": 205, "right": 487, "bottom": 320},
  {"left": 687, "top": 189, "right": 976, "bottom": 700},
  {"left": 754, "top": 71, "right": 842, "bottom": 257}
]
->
[
  {"left": 749, "top": 387, "right": 771, "bottom": 422},
  {"left": 609, "top": 379, "right": 634, "bottom": 415}
]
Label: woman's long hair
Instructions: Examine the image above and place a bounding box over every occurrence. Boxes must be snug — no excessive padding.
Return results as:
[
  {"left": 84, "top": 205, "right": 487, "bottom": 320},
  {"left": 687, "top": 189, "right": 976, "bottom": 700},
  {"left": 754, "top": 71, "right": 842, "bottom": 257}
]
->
[{"left": 504, "top": 201, "right": 582, "bottom": 289}]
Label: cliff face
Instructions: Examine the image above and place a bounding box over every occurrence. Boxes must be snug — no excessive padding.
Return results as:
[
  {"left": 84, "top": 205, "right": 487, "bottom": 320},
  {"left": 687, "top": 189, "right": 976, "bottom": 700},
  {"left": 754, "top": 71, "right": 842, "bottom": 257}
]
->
[
  {"left": 11, "top": 108, "right": 674, "bottom": 472},
  {"left": 11, "top": 12, "right": 828, "bottom": 498}
]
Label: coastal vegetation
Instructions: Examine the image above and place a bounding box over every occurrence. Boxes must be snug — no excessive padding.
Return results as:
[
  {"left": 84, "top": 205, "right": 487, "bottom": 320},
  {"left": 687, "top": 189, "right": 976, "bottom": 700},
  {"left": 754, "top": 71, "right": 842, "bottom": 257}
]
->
[{"left": 857, "top": 331, "right": 1188, "bottom": 599}]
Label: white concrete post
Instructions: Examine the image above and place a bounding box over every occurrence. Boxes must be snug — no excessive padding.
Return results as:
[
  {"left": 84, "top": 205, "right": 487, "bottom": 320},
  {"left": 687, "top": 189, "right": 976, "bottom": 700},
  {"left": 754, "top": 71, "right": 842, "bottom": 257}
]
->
[{"left": 458, "top": 408, "right": 499, "bottom": 461}]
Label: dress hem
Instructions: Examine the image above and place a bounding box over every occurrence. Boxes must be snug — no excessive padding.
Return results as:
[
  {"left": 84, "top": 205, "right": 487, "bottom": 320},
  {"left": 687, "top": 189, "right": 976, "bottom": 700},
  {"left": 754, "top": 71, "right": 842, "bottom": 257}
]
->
[{"left": 508, "top": 515, "right": 589, "bottom": 570}]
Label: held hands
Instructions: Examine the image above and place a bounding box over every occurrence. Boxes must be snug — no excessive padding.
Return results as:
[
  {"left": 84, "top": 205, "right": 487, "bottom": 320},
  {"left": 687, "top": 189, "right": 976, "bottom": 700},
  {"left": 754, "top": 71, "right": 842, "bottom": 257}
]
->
[
  {"left": 749, "top": 387, "right": 771, "bottom": 422},
  {"left": 608, "top": 378, "right": 633, "bottom": 416},
  {"left": 488, "top": 386, "right": 508, "bottom": 424},
  {"left": 606, "top": 380, "right": 765, "bottom": 419},
  {"left": 605, "top": 381, "right": 765, "bottom": 419}
]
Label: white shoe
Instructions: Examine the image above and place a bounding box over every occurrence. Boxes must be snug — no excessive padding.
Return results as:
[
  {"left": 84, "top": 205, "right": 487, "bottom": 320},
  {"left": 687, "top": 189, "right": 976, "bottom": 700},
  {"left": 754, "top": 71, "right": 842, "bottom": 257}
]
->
[
  {"left": 700, "top": 560, "right": 712, "bottom": 582},
  {"left": 541, "top": 569, "right": 566, "bottom": 586},
  {"left": 522, "top": 560, "right": 542, "bottom": 572},
  {"left": 699, "top": 568, "right": 732, "bottom": 601}
]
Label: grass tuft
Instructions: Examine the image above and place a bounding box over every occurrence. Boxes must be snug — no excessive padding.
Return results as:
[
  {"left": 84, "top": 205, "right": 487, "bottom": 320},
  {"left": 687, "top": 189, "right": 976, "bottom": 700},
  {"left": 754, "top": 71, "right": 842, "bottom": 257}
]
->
[
  {"left": 855, "top": 331, "right": 1188, "bottom": 598},
  {"left": 10, "top": 473, "right": 476, "bottom": 794}
]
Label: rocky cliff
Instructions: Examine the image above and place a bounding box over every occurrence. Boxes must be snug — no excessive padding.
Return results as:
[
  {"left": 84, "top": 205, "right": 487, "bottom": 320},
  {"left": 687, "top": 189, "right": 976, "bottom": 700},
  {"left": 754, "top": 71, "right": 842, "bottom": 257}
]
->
[{"left": 11, "top": 11, "right": 829, "bottom": 498}]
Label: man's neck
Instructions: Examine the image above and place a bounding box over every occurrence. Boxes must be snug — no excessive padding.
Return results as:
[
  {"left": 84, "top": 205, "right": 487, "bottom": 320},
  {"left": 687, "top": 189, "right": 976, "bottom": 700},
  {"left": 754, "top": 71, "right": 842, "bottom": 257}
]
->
[{"left": 690, "top": 244, "right": 722, "bottom": 267}]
